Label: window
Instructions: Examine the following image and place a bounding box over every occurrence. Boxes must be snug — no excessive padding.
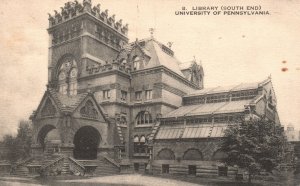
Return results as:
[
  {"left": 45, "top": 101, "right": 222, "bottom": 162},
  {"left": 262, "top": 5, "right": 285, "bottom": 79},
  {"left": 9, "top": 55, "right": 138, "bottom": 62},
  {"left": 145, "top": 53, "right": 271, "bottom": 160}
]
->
[
  {"left": 120, "top": 116, "right": 127, "bottom": 125},
  {"left": 133, "top": 135, "right": 148, "bottom": 154},
  {"left": 135, "top": 91, "right": 142, "bottom": 101},
  {"left": 57, "top": 57, "right": 78, "bottom": 96},
  {"left": 121, "top": 90, "right": 127, "bottom": 101},
  {"left": 188, "top": 165, "right": 197, "bottom": 175},
  {"left": 59, "top": 84, "right": 67, "bottom": 95},
  {"left": 133, "top": 56, "right": 141, "bottom": 70},
  {"left": 136, "top": 111, "right": 153, "bottom": 125},
  {"left": 103, "top": 90, "right": 110, "bottom": 99},
  {"left": 133, "top": 136, "right": 139, "bottom": 153},
  {"left": 69, "top": 82, "right": 77, "bottom": 96},
  {"left": 145, "top": 90, "right": 152, "bottom": 100},
  {"left": 162, "top": 164, "right": 169, "bottom": 174},
  {"left": 218, "top": 166, "right": 228, "bottom": 176},
  {"left": 140, "top": 136, "right": 146, "bottom": 153},
  {"left": 134, "top": 163, "right": 139, "bottom": 172}
]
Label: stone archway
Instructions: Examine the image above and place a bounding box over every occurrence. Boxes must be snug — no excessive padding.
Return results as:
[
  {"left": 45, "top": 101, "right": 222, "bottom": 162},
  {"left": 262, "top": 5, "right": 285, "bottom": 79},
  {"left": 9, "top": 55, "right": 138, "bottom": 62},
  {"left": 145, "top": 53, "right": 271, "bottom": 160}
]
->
[
  {"left": 183, "top": 148, "right": 203, "bottom": 160},
  {"left": 37, "top": 124, "right": 57, "bottom": 151},
  {"left": 156, "top": 148, "right": 175, "bottom": 160},
  {"left": 73, "top": 126, "right": 101, "bottom": 160},
  {"left": 212, "top": 149, "right": 228, "bottom": 161}
]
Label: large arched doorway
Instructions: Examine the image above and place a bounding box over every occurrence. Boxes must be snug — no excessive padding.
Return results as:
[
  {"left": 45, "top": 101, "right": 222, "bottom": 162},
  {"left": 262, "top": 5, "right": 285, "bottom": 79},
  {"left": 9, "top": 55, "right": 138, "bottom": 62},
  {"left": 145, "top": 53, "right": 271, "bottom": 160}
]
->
[
  {"left": 73, "top": 126, "right": 101, "bottom": 160},
  {"left": 37, "top": 125, "right": 57, "bottom": 152}
]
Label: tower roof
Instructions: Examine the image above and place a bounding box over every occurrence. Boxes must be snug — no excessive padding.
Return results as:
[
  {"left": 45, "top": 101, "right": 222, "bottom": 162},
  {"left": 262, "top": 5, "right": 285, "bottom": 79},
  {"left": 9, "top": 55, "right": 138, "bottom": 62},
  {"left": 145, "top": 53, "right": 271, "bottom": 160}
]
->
[{"left": 48, "top": 0, "right": 128, "bottom": 37}]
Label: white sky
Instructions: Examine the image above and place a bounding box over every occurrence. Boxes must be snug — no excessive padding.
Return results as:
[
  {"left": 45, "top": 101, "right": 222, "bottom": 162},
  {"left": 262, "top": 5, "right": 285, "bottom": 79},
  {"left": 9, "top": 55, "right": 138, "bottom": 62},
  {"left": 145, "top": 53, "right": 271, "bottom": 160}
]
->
[{"left": 0, "top": 0, "right": 300, "bottom": 138}]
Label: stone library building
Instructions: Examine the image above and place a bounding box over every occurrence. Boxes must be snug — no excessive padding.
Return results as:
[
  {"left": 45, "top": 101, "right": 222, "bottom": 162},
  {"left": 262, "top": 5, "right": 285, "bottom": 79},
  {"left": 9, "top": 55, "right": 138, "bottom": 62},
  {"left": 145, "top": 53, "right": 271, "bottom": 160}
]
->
[{"left": 8, "top": 0, "right": 281, "bottom": 177}]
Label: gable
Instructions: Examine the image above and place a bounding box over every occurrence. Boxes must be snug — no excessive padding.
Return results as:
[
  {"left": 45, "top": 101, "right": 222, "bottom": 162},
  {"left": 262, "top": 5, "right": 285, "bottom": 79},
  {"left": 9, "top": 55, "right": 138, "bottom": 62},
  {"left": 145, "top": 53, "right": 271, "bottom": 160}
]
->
[
  {"left": 73, "top": 95, "right": 106, "bottom": 123},
  {"left": 261, "top": 80, "right": 277, "bottom": 108},
  {"left": 34, "top": 92, "right": 60, "bottom": 119}
]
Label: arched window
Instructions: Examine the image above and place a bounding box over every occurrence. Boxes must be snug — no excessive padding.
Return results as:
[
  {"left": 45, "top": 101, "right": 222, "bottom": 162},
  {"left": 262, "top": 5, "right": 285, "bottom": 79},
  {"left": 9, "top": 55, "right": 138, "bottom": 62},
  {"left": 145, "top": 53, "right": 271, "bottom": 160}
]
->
[
  {"left": 140, "top": 136, "right": 146, "bottom": 143},
  {"left": 139, "top": 135, "right": 146, "bottom": 153},
  {"left": 183, "top": 148, "right": 203, "bottom": 160},
  {"left": 156, "top": 148, "right": 175, "bottom": 160},
  {"left": 136, "top": 111, "right": 153, "bottom": 125},
  {"left": 57, "top": 56, "right": 78, "bottom": 96},
  {"left": 133, "top": 135, "right": 148, "bottom": 154},
  {"left": 120, "top": 116, "right": 127, "bottom": 125},
  {"left": 69, "top": 68, "right": 78, "bottom": 96},
  {"left": 58, "top": 71, "right": 67, "bottom": 95},
  {"left": 133, "top": 136, "right": 139, "bottom": 143},
  {"left": 212, "top": 150, "right": 228, "bottom": 161},
  {"left": 133, "top": 135, "right": 139, "bottom": 153}
]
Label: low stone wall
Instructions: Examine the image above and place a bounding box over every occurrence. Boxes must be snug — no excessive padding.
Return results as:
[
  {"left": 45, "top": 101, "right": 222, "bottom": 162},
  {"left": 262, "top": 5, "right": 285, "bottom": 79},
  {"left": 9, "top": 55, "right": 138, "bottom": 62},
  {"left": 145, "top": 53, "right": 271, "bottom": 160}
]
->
[
  {"left": 151, "top": 160, "right": 237, "bottom": 178},
  {"left": 0, "top": 163, "right": 11, "bottom": 175}
]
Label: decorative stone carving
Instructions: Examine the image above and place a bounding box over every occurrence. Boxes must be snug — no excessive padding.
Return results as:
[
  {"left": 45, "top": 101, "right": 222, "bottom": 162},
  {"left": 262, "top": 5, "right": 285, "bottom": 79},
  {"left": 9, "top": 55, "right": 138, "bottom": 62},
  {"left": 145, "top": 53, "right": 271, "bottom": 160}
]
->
[
  {"left": 80, "top": 100, "right": 99, "bottom": 119},
  {"left": 41, "top": 98, "right": 57, "bottom": 117}
]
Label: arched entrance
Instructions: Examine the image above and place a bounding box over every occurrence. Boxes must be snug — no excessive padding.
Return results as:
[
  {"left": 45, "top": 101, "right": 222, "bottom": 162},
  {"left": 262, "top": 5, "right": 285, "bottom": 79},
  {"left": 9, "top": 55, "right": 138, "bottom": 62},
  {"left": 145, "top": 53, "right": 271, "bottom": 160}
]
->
[
  {"left": 37, "top": 125, "right": 58, "bottom": 152},
  {"left": 73, "top": 126, "right": 101, "bottom": 160}
]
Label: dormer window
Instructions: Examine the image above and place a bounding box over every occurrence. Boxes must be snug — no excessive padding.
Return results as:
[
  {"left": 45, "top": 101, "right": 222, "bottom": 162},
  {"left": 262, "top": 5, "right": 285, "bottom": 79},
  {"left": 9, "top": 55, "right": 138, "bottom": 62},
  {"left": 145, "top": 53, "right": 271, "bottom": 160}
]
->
[{"left": 133, "top": 56, "right": 141, "bottom": 71}]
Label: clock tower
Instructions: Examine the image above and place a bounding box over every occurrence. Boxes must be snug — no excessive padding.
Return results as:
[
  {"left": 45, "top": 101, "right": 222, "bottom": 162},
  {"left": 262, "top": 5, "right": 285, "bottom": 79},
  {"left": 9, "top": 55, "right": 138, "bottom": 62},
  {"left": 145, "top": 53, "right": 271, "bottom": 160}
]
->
[{"left": 47, "top": 0, "right": 129, "bottom": 93}]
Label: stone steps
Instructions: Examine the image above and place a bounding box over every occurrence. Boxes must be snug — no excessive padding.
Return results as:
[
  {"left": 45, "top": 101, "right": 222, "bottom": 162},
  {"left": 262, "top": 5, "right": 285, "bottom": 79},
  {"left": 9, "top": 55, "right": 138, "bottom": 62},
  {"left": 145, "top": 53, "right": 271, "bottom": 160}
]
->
[
  {"left": 11, "top": 166, "right": 29, "bottom": 177},
  {"left": 94, "top": 158, "right": 120, "bottom": 175},
  {"left": 61, "top": 160, "right": 70, "bottom": 175}
]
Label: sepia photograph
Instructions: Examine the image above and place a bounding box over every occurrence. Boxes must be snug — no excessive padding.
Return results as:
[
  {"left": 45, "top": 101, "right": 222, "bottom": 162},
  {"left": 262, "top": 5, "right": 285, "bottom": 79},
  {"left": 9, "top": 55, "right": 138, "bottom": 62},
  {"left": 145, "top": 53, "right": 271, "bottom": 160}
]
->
[{"left": 0, "top": 0, "right": 299, "bottom": 185}]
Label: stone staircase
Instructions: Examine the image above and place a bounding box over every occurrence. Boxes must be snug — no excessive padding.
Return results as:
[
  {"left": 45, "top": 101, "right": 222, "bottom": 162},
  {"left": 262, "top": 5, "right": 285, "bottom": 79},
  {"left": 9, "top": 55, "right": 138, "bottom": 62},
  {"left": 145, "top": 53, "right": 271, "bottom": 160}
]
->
[
  {"left": 11, "top": 155, "right": 63, "bottom": 177},
  {"left": 10, "top": 157, "right": 34, "bottom": 177},
  {"left": 61, "top": 158, "right": 70, "bottom": 175},
  {"left": 11, "top": 154, "right": 121, "bottom": 177},
  {"left": 12, "top": 166, "right": 29, "bottom": 177},
  {"left": 94, "top": 156, "right": 120, "bottom": 176}
]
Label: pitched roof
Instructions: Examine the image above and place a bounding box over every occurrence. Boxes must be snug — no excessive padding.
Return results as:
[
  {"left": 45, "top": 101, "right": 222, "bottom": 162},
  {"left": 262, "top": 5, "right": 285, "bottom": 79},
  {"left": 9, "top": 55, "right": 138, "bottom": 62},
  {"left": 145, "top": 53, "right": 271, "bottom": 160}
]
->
[
  {"left": 155, "top": 123, "right": 228, "bottom": 140},
  {"left": 127, "top": 38, "right": 186, "bottom": 78},
  {"left": 163, "top": 100, "right": 251, "bottom": 118},
  {"left": 149, "top": 40, "right": 185, "bottom": 77},
  {"left": 186, "top": 78, "right": 271, "bottom": 97},
  {"left": 48, "top": 89, "right": 89, "bottom": 113}
]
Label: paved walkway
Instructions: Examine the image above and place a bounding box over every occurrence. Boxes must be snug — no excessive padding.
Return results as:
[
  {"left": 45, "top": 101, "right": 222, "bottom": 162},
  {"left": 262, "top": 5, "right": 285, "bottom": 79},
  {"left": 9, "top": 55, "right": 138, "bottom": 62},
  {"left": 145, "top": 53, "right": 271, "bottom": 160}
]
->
[{"left": 61, "top": 174, "right": 202, "bottom": 186}]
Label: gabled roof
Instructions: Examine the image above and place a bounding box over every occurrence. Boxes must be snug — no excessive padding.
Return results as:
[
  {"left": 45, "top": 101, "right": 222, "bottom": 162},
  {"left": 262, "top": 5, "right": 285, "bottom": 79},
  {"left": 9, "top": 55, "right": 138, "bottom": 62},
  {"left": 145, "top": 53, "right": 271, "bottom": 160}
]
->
[
  {"left": 124, "top": 38, "right": 186, "bottom": 78},
  {"left": 147, "top": 39, "right": 185, "bottom": 77},
  {"left": 48, "top": 89, "right": 89, "bottom": 113}
]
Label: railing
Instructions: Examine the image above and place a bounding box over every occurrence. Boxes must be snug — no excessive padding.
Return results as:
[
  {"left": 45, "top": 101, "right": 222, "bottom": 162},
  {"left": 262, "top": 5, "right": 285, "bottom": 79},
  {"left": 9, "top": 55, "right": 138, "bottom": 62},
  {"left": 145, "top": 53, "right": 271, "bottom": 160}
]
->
[
  {"left": 69, "top": 157, "right": 85, "bottom": 176},
  {"left": 40, "top": 156, "right": 64, "bottom": 170},
  {"left": 15, "top": 157, "right": 34, "bottom": 168},
  {"left": 101, "top": 155, "right": 120, "bottom": 168},
  {"left": 39, "top": 155, "right": 64, "bottom": 176}
]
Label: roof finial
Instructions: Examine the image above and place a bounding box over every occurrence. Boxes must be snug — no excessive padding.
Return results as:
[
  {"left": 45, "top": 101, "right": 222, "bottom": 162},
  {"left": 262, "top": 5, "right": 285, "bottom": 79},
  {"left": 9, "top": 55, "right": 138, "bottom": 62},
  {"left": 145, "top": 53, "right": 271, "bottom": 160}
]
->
[
  {"left": 167, "top": 42, "right": 173, "bottom": 48},
  {"left": 149, "top": 28, "right": 155, "bottom": 38},
  {"left": 193, "top": 56, "right": 196, "bottom": 61}
]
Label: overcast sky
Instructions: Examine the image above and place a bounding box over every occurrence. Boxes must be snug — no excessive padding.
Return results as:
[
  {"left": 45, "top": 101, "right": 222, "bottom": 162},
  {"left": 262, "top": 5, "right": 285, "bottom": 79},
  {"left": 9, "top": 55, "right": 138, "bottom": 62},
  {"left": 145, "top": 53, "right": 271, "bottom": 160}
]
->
[{"left": 0, "top": 0, "right": 299, "bottom": 138}]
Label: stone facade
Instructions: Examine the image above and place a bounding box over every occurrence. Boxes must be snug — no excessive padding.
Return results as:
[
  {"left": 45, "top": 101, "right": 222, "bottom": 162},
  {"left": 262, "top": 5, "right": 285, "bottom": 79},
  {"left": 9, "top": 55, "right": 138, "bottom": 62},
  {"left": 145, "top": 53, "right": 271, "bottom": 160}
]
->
[{"left": 24, "top": 0, "right": 282, "bottom": 178}]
